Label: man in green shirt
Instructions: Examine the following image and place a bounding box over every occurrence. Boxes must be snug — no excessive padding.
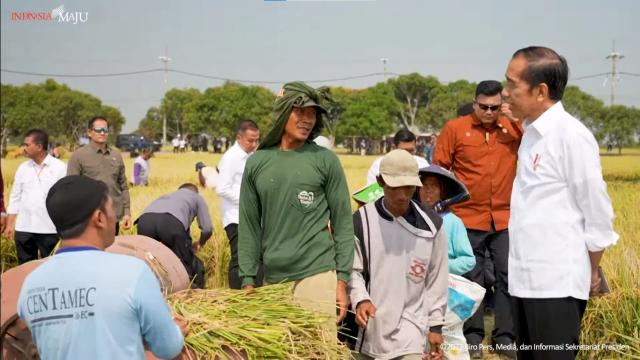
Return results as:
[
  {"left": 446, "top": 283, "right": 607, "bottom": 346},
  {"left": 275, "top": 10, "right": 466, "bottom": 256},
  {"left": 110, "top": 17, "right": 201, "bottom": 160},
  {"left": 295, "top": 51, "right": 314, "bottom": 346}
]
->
[
  {"left": 239, "top": 82, "right": 354, "bottom": 326},
  {"left": 68, "top": 116, "right": 131, "bottom": 234}
]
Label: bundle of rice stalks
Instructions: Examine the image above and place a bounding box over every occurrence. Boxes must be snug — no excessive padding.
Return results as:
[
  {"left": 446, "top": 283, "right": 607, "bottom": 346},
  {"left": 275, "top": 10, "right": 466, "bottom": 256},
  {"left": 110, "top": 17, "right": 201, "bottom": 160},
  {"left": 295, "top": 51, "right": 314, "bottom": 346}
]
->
[
  {"left": 1, "top": 237, "right": 19, "bottom": 272},
  {"left": 168, "top": 283, "right": 350, "bottom": 360}
]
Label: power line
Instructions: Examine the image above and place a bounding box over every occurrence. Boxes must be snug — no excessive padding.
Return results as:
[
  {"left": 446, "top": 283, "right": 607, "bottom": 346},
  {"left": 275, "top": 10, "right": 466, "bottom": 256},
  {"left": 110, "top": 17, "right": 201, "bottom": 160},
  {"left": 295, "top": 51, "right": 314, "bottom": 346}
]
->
[
  {"left": 570, "top": 72, "right": 611, "bottom": 81},
  {"left": 2, "top": 67, "right": 637, "bottom": 85},
  {"left": 1, "top": 68, "right": 400, "bottom": 84},
  {"left": 0, "top": 68, "right": 162, "bottom": 78}
]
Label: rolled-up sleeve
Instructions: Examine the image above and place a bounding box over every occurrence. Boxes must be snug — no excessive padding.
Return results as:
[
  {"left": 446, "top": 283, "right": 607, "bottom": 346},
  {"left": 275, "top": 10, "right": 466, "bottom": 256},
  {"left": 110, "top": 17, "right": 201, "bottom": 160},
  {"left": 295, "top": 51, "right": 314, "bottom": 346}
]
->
[{"left": 7, "top": 167, "right": 24, "bottom": 215}]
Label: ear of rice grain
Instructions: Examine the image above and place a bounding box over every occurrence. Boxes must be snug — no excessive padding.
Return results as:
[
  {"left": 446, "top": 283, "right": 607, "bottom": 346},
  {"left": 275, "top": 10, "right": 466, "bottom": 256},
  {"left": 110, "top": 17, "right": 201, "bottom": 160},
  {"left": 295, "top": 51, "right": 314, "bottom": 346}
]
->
[{"left": 168, "top": 283, "right": 351, "bottom": 360}]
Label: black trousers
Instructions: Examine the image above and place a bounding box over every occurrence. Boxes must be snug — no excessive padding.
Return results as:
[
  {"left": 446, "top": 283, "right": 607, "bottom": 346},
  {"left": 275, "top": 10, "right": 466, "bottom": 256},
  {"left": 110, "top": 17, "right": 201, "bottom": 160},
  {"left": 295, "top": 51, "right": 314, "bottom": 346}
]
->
[
  {"left": 511, "top": 297, "right": 587, "bottom": 360},
  {"left": 14, "top": 232, "right": 59, "bottom": 264},
  {"left": 136, "top": 213, "right": 205, "bottom": 288},
  {"left": 463, "top": 225, "right": 514, "bottom": 346},
  {"left": 225, "top": 224, "right": 263, "bottom": 289}
]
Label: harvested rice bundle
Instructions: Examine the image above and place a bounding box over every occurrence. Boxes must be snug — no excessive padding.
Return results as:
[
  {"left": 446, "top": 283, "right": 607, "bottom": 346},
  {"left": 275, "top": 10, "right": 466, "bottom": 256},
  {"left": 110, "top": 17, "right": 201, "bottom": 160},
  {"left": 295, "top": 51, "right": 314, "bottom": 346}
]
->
[{"left": 169, "top": 283, "right": 350, "bottom": 360}]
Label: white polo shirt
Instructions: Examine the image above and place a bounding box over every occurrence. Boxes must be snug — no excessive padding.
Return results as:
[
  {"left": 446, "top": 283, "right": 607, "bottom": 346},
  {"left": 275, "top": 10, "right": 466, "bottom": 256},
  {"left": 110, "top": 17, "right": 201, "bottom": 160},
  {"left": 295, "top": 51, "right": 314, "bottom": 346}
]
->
[
  {"left": 508, "top": 102, "right": 618, "bottom": 300},
  {"left": 7, "top": 155, "right": 67, "bottom": 233},
  {"left": 216, "top": 142, "right": 252, "bottom": 228}
]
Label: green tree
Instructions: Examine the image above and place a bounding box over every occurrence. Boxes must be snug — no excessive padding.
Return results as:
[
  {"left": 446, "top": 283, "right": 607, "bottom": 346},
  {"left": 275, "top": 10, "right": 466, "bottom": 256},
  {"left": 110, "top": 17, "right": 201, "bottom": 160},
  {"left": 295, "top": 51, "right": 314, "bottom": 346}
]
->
[
  {"left": 161, "top": 88, "right": 201, "bottom": 137},
  {"left": 562, "top": 86, "right": 606, "bottom": 140},
  {"left": 422, "top": 80, "right": 476, "bottom": 131},
  {"left": 600, "top": 105, "right": 640, "bottom": 154},
  {"left": 388, "top": 73, "right": 441, "bottom": 130},
  {"left": 1, "top": 79, "right": 125, "bottom": 151},
  {"left": 323, "top": 87, "right": 357, "bottom": 145},
  {"left": 334, "top": 83, "right": 396, "bottom": 145},
  {"left": 136, "top": 106, "right": 163, "bottom": 140},
  {"left": 184, "top": 82, "right": 275, "bottom": 138}
]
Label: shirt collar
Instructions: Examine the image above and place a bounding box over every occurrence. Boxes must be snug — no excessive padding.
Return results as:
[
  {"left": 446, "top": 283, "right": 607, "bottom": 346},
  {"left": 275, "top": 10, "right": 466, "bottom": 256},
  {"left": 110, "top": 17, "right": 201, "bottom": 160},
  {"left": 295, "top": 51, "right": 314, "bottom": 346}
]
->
[
  {"left": 232, "top": 142, "right": 251, "bottom": 158},
  {"left": 29, "top": 154, "right": 53, "bottom": 168},
  {"left": 527, "top": 101, "right": 564, "bottom": 136},
  {"left": 470, "top": 113, "right": 510, "bottom": 130},
  {"left": 89, "top": 141, "right": 110, "bottom": 154},
  {"left": 56, "top": 246, "right": 101, "bottom": 254},
  {"left": 376, "top": 197, "right": 414, "bottom": 222}
]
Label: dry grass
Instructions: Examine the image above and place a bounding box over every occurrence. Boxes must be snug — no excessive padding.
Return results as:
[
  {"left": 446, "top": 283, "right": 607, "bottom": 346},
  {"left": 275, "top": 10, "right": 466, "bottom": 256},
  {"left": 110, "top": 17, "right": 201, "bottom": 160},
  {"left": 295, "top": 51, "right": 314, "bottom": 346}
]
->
[{"left": 2, "top": 147, "right": 639, "bottom": 359}]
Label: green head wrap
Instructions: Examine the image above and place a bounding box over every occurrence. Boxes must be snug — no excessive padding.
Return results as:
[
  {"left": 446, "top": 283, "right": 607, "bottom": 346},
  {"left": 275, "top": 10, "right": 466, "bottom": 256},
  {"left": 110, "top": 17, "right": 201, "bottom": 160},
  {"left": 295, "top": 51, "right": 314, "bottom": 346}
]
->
[{"left": 259, "top": 81, "right": 332, "bottom": 150}]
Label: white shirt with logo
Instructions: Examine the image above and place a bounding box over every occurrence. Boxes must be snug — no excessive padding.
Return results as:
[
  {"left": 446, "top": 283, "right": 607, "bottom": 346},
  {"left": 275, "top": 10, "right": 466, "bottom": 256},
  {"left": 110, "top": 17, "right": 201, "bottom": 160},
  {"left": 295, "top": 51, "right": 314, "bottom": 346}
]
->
[
  {"left": 509, "top": 102, "right": 618, "bottom": 300},
  {"left": 216, "top": 142, "right": 252, "bottom": 228},
  {"left": 7, "top": 155, "right": 67, "bottom": 233}
]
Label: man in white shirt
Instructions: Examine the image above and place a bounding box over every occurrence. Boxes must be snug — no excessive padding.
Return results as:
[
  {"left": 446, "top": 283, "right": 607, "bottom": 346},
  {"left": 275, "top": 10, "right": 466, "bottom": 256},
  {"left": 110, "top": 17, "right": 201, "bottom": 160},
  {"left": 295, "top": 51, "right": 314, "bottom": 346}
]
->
[
  {"left": 196, "top": 162, "right": 218, "bottom": 189},
  {"left": 216, "top": 119, "right": 262, "bottom": 289},
  {"left": 172, "top": 136, "right": 180, "bottom": 153},
  {"left": 366, "top": 129, "right": 429, "bottom": 185},
  {"left": 502, "top": 46, "right": 618, "bottom": 360},
  {"left": 4, "top": 129, "right": 67, "bottom": 263},
  {"left": 131, "top": 149, "right": 152, "bottom": 186}
]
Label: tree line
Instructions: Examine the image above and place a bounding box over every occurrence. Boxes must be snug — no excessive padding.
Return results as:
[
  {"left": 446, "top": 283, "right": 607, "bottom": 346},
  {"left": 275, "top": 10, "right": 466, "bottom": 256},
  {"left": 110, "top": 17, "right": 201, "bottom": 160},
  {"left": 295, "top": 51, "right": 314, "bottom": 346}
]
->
[
  {"left": 2, "top": 75, "right": 639, "bottom": 155},
  {"left": 1, "top": 79, "right": 124, "bottom": 155}
]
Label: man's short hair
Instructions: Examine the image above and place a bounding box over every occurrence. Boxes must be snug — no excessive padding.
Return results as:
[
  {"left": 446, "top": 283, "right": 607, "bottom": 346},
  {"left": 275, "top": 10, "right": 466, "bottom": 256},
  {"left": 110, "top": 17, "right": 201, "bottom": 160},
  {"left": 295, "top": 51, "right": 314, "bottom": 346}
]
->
[
  {"left": 236, "top": 119, "right": 259, "bottom": 136},
  {"left": 457, "top": 102, "right": 475, "bottom": 117},
  {"left": 475, "top": 80, "right": 503, "bottom": 98},
  {"left": 179, "top": 183, "right": 198, "bottom": 192},
  {"left": 46, "top": 176, "right": 109, "bottom": 239},
  {"left": 393, "top": 129, "right": 416, "bottom": 146},
  {"left": 512, "top": 46, "right": 569, "bottom": 101},
  {"left": 25, "top": 129, "right": 49, "bottom": 150},
  {"left": 88, "top": 116, "right": 109, "bottom": 129}
]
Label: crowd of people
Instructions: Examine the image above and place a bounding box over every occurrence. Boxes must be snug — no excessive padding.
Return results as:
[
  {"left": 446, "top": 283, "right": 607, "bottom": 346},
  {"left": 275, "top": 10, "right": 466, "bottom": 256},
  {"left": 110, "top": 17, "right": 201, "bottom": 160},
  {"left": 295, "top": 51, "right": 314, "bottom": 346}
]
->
[{"left": 1, "top": 46, "right": 619, "bottom": 360}]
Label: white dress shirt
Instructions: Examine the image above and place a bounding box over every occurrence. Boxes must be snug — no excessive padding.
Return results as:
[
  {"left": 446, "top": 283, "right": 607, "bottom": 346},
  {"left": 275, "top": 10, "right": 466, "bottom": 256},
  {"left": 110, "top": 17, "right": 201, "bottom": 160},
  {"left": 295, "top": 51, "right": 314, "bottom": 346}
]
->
[
  {"left": 7, "top": 155, "right": 67, "bottom": 233},
  {"left": 216, "top": 142, "right": 251, "bottom": 228},
  {"left": 508, "top": 102, "right": 618, "bottom": 300},
  {"left": 366, "top": 155, "right": 429, "bottom": 185}
]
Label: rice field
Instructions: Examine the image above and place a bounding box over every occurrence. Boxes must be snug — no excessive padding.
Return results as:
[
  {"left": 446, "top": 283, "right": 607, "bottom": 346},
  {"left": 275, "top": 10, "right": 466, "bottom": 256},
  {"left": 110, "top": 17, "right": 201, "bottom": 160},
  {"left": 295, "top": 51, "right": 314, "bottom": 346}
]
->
[{"left": 1, "top": 147, "right": 639, "bottom": 359}]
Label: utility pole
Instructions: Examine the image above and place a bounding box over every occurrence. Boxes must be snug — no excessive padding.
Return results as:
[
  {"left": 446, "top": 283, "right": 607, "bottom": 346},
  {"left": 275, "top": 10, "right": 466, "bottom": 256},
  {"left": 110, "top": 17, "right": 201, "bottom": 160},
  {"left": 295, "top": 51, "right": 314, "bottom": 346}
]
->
[
  {"left": 605, "top": 41, "right": 624, "bottom": 106},
  {"left": 158, "top": 51, "right": 172, "bottom": 145},
  {"left": 380, "top": 58, "right": 389, "bottom": 81}
]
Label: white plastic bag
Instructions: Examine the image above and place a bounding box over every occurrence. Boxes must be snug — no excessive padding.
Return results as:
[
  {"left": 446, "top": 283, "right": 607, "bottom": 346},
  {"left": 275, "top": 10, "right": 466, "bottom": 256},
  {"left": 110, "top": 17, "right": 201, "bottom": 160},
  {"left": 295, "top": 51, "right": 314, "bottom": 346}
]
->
[
  {"left": 445, "top": 274, "right": 486, "bottom": 326},
  {"left": 440, "top": 274, "right": 486, "bottom": 360}
]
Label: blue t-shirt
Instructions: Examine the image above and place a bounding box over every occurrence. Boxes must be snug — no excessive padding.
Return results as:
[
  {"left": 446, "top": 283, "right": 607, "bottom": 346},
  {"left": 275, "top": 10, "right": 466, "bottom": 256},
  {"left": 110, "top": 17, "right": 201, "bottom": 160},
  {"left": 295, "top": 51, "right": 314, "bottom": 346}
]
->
[
  {"left": 17, "top": 249, "right": 184, "bottom": 360},
  {"left": 442, "top": 212, "right": 475, "bottom": 275}
]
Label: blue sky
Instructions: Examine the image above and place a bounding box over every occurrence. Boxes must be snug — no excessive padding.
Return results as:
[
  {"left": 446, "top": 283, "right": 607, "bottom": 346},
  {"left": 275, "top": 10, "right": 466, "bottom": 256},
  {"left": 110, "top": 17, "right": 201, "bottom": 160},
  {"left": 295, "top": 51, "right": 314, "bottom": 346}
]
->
[{"left": 2, "top": 0, "right": 638, "bottom": 132}]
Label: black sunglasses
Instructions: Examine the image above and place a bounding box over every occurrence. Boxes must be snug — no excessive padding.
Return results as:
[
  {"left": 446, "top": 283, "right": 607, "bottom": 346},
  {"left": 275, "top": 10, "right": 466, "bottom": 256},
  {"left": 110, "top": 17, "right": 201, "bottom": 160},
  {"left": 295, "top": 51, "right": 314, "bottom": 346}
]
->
[
  {"left": 477, "top": 103, "right": 501, "bottom": 112},
  {"left": 92, "top": 127, "right": 110, "bottom": 134}
]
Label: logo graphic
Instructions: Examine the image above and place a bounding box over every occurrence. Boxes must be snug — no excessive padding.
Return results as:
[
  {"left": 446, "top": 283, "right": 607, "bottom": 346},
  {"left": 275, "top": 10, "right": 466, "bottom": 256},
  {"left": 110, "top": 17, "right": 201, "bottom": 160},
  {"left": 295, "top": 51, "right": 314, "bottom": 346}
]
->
[
  {"left": 297, "top": 191, "right": 314, "bottom": 207},
  {"left": 51, "top": 5, "right": 65, "bottom": 19},
  {"left": 409, "top": 258, "right": 427, "bottom": 278},
  {"left": 11, "top": 4, "right": 88, "bottom": 24},
  {"left": 533, "top": 153, "right": 542, "bottom": 171}
]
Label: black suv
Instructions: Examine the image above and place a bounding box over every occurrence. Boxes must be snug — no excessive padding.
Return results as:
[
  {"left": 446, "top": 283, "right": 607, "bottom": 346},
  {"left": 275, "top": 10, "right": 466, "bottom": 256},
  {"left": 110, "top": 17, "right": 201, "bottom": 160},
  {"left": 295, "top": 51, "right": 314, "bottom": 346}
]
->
[{"left": 116, "top": 134, "right": 161, "bottom": 152}]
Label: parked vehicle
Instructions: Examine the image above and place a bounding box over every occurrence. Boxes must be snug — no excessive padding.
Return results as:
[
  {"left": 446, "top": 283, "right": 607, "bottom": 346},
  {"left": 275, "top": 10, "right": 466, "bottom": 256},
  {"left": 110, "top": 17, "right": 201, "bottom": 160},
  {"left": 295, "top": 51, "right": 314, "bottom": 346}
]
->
[{"left": 116, "top": 134, "right": 161, "bottom": 152}]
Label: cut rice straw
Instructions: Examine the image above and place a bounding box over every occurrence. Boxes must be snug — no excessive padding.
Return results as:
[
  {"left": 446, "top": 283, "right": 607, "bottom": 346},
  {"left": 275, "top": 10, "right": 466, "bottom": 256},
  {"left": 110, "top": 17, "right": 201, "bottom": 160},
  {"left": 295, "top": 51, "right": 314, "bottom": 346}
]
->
[{"left": 168, "top": 283, "right": 351, "bottom": 359}]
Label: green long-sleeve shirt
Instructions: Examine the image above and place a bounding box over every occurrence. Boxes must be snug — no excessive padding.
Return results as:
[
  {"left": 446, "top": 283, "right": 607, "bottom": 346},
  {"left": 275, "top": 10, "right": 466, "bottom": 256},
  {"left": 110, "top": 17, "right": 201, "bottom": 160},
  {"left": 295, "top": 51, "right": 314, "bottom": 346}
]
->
[{"left": 238, "top": 143, "right": 354, "bottom": 287}]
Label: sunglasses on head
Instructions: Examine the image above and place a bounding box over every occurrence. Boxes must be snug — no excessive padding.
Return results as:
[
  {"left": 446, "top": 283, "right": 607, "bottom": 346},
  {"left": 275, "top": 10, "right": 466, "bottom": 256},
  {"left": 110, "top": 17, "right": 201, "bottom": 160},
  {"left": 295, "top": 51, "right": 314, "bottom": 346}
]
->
[
  {"left": 477, "top": 103, "right": 501, "bottom": 112},
  {"left": 92, "top": 127, "right": 109, "bottom": 134}
]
